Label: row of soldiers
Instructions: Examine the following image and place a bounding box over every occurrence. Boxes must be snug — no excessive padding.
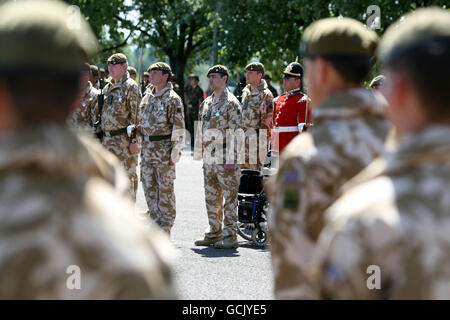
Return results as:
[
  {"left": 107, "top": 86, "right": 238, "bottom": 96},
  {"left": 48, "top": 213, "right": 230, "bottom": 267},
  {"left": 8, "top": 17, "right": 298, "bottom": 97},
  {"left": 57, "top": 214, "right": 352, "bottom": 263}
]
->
[{"left": 0, "top": 0, "right": 449, "bottom": 299}]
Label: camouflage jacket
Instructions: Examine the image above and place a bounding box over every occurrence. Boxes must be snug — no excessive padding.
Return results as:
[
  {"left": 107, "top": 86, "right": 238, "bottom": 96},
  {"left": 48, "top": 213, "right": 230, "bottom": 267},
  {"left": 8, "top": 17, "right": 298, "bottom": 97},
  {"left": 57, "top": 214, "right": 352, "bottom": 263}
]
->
[
  {"left": 267, "top": 88, "right": 391, "bottom": 299},
  {"left": 0, "top": 125, "right": 176, "bottom": 299},
  {"left": 100, "top": 72, "right": 140, "bottom": 132},
  {"left": 67, "top": 81, "right": 98, "bottom": 131},
  {"left": 139, "top": 82, "right": 185, "bottom": 163},
  {"left": 241, "top": 79, "right": 273, "bottom": 130},
  {"left": 184, "top": 84, "right": 204, "bottom": 110},
  {"left": 309, "top": 125, "right": 450, "bottom": 299},
  {"left": 196, "top": 88, "right": 242, "bottom": 164}
]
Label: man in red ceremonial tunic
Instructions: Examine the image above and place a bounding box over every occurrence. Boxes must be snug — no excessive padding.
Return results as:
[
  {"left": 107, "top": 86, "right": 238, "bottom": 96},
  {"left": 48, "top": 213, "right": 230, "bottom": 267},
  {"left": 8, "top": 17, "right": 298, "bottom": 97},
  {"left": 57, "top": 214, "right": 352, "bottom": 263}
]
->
[{"left": 271, "top": 62, "right": 312, "bottom": 154}]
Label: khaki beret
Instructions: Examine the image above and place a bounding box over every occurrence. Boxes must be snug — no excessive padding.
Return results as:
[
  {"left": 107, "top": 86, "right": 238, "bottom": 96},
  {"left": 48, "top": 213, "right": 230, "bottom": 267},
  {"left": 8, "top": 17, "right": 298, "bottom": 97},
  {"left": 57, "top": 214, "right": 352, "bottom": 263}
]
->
[
  {"left": 207, "top": 65, "right": 229, "bottom": 77},
  {"left": 148, "top": 62, "right": 171, "bottom": 73},
  {"left": 0, "top": 0, "right": 98, "bottom": 72},
  {"left": 378, "top": 7, "right": 450, "bottom": 64},
  {"left": 283, "top": 62, "right": 303, "bottom": 78},
  {"left": 300, "top": 17, "right": 378, "bottom": 58},
  {"left": 188, "top": 73, "right": 199, "bottom": 80},
  {"left": 127, "top": 66, "right": 137, "bottom": 75},
  {"left": 107, "top": 53, "right": 127, "bottom": 65},
  {"left": 245, "top": 62, "right": 265, "bottom": 73},
  {"left": 369, "top": 75, "right": 385, "bottom": 87}
]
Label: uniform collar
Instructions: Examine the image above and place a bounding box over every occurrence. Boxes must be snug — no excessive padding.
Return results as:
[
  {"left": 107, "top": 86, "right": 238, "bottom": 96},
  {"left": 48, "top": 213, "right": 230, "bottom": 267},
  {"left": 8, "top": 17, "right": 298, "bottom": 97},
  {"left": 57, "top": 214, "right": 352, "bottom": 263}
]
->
[
  {"left": 313, "top": 88, "right": 388, "bottom": 124},
  {"left": 245, "top": 79, "right": 267, "bottom": 95},
  {"left": 153, "top": 81, "right": 173, "bottom": 98}
]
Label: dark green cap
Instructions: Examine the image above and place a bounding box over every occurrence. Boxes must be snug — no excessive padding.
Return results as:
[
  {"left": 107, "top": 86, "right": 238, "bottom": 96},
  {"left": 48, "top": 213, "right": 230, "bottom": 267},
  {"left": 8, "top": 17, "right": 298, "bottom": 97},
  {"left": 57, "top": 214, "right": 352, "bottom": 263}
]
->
[
  {"left": 107, "top": 53, "right": 127, "bottom": 65},
  {"left": 263, "top": 74, "right": 271, "bottom": 80},
  {"left": 148, "top": 62, "right": 171, "bottom": 73},
  {"left": 90, "top": 65, "right": 99, "bottom": 76},
  {"left": 143, "top": 71, "right": 149, "bottom": 77},
  {"left": 207, "top": 65, "right": 229, "bottom": 77},
  {"left": 0, "top": 0, "right": 98, "bottom": 72},
  {"left": 300, "top": 17, "right": 378, "bottom": 58},
  {"left": 127, "top": 66, "right": 137, "bottom": 75},
  {"left": 378, "top": 7, "right": 450, "bottom": 64},
  {"left": 283, "top": 62, "right": 303, "bottom": 78},
  {"left": 188, "top": 73, "right": 199, "bottom": 80},
  {"left": 245, "top": 62, "right": 264, "bottom": 73},
  {"left": 369, "top": 75, "right": 385, "bottom": 87}
]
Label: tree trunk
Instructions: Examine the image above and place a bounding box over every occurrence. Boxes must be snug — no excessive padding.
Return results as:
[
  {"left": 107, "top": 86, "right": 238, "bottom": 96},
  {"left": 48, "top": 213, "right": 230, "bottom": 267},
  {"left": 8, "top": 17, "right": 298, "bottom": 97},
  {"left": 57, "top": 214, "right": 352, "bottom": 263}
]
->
[{"left": 169, "top": 55, "right": 187, "bottom": 104}]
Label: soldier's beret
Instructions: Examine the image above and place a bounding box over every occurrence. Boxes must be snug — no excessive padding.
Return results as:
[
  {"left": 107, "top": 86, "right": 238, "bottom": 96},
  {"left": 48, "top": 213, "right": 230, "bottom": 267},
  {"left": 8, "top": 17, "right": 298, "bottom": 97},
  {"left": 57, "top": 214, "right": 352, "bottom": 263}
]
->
[
  {"left": 0, "top": 0, "right": 98, "bottom": 72},
  {"left": 188, "top": 73, "right": 199, "bottom": 80},
  {"left": 143, "top": 71, "right": 149, "bottom": 77},
  {"left": 148, "top": 62, "right": 171, "bottom": 73},
  {"left": 127, "top": 66, "right": 137, "bottom": 75},
  {"left": 378, "top": 7, "right": 450, "bottom": 64},
  {"left": 300, "top": 17, "right": 378, "bottom": 58},
  {"left": 82, "top": 62, "right": 91, "bottom": 71},
  {"left": 369, "top": 75, "right": 385, "bottom": 87},
  {"left": 107, "top": 53, "right": 127, "bottom": 65},
  {"left": 245, "top": 62, "right": 265, "bottom": 73},
  {"left": 283, "top": 62, "right": 303, "bottom": 78},
  {"left": 263, "top": 74, "right": 271, "bottom": 80},
  {"left": 89, "top": 65, "right": 99, "bottom": 75},
  {"left": 207, "top": 65, "right": 229, "bottom": 77},
  {"left": 100, "top": 68, "right": 106, "bottom": 73}
]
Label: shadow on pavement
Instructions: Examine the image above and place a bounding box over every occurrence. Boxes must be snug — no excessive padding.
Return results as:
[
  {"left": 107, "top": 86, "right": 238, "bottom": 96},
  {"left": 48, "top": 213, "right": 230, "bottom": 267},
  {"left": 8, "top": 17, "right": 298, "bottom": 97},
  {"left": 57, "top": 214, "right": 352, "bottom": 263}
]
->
[
  {"left": 191, "top": 246, "right": 240, "bottom": 258},
  {"left": 237, "top": 241, "right": 270, "bottom": 252}
]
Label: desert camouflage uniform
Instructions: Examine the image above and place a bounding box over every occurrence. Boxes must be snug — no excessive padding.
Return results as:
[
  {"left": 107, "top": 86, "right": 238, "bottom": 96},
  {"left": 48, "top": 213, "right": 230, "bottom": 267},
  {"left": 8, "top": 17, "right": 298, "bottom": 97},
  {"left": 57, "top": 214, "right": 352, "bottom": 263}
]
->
[
  {"left": 100, "top": 72, "right": 140, "bottom": 202},
  {"left": 197, "top": 88, "right": 242, "bottom": 239},
  {"left": 267, "top": 88, "right": 391, "bottom": 299},
  {"left": 309, "top": 125, "right": 450, "bottom": 299},
  {"left": 0, "top": 125, "right": 176, "bottom": 299},
  {"left": 240, "top": 79, "right": 273, "bottom": 170},
  {"left": 139, "top": 82, "right": 185, "bottom": 234},
  {"left": 67, "top": 81, "right": 98, "bottom": 134}
]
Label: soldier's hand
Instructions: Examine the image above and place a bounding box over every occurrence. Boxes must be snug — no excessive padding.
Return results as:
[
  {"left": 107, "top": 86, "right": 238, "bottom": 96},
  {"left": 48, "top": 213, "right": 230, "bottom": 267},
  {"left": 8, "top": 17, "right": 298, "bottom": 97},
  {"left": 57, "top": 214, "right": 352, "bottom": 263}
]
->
[{"left": 129, "top": 142, "right": 139, "bottom": 154}]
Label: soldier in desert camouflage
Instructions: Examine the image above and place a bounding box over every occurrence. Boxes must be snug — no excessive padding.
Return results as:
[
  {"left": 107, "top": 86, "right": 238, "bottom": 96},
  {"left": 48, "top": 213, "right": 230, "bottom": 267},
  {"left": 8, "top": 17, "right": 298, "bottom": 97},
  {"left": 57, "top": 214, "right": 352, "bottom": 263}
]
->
[
  {"left": 194, "top": 65, "right": 243, "bottom": 249},
  {"left": 67, "top": 62, "right": 99, "bottom": 135},
  {"left": 136, "top": 62, "right": 185, "bottom": 235},
  {"left": 0, "top": 0, "right": 175, "bottom": 299},
  {"left": 240, "top": 62, "right": 273, "bottom": 170},
  {"left": 267, "top": 17, "right": 391, "bottom": 299},
  {"left": 309, "top": 7, "right": 450, "bottom": 300},
  {"left": 99, "top": 53, "right": 141, "bottom": 202}
]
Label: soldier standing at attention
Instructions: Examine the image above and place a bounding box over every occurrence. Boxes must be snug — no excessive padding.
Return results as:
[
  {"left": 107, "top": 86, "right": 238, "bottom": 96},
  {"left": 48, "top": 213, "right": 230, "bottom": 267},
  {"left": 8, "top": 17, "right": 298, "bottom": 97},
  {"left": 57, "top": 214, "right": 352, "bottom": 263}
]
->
[
  {"left": 67, "top": 62, "right": 99, "bottom": 134},
  {"left": 100, "top": 53, "right": 141, "bottom": 202},
  {"left": 127, "top": 66, "right": 137, "bottom": 81},
  {"left": 309, "top": 7, "right": 450, "bottom": 300},
  {"left": 185, "top": 73, "right": 204, "bottom": 152},
  {"left": 267, "top": 17, "right": 391, "bottom": 299},
  {"left": 136, "top": 62, "right": 185, "bottom": 236},
  {"left": 194, "top": 65, "right": 243, "bottom": 249},
  {"left": 271, "top": 62, "right": 311, "bottom": 155},
  {"left": 240, "top": 62, "right": 273, "bottom": 170},
  {"left": 0, "top": 0, "right": 176, "bottom": 299}
]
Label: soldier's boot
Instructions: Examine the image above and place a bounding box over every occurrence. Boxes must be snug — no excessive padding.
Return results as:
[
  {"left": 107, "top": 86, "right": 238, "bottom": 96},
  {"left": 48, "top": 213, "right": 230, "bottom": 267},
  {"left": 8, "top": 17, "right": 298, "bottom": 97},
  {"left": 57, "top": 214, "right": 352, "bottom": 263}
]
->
[
  {"left": 194, "top": 236, "right": 222, "bottom": 246},
  {"left": 214, "top": 236, "right": 238, "bottom": 249}
]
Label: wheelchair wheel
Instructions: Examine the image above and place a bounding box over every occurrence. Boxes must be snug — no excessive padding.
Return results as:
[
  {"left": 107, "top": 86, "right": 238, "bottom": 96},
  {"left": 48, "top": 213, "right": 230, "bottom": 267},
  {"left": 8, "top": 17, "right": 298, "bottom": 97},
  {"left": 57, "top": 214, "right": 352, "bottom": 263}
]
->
[
  {"left": 237, "top": 222, "right": 254, "bottom": 241},
  {"left": 252, "top": 228, "right": 269, "bottom": 247}
]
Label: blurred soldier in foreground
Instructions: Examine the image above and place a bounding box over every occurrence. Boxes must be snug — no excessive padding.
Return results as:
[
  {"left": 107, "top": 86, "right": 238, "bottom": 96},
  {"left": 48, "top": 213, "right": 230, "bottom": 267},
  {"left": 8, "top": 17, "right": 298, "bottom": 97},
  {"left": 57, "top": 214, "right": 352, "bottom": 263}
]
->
[
  {"left": 136, "top": 62, "right": 185, "bottom": 236},
  {"left": 271, "top": 62, "right": 311, "bottom": 155},
  {"left": 66, "top": 62, "right": 99, "bottom": 134},
  {"left": 194, "top": 65, "right": 242, "bottom": 249},
  {"left": 185, "top": 73, "right": 204, "bottom": 152},
  {"left": 268, "top": 17, "right": 391, "bottom": 299},
  {"left": 309, "top": 7, "right": 450, "bottom": 300},
  {"left": 240, "top": 62, "right": 273, "bottom": 170},
  {"left": 0, "top": 0, "right": 176, "bottom": 299},
  {"left": 263, "top": 74, "right": 278, "bottom": 98},
  {"left": 99, "top": 53, "right": 141, "bottom": 202}
]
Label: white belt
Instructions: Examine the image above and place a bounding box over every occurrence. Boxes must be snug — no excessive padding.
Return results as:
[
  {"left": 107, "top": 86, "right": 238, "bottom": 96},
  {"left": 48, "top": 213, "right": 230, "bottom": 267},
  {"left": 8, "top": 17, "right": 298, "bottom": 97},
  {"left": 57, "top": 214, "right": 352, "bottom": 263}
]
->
[{"left": 272, "top": 126, "right": 299, "bottom": 133}]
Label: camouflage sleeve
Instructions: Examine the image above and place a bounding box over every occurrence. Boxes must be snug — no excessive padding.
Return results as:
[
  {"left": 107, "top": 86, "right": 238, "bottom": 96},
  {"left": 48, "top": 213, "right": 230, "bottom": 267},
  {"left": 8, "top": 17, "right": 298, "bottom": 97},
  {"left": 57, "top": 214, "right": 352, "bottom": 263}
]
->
[
  {"left": 170, "top": 95, "right": 185, "bottom": 162},
  {"left": 87, "top": 91, "right": 98, "bottom": 129},
  {"left": 128, "top": 82, "right": 140, "bottom": 125},
  {"left": 227, "top": 100, "right": 242, "bottom": 131},
  {"left": 262, "top": 90, "right": 274, "bottom": 130},
  {"left": 193, "top": 100, "right": 206, "bottom": 161}
]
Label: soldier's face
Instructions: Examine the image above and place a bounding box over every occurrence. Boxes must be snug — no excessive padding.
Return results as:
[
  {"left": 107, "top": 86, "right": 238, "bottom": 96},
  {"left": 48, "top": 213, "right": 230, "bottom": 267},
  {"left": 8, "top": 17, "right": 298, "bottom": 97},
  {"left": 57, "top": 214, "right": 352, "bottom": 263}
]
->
[
  {"left": 282, "top": 76, "right": 300, "bottom": 92},
  {"left": 303, "top": 58, "right": 321, "bottom": 109},
  {"left": 108, "top": 63, "right": 127, "bottom": 80},
  {"left": 245, "top": 70, "right": 261, "bottom": 86},
  {"left": 208, "top": 73, "right": 226, "bottom": 91},
  {"left": 149, "top": 70, "right": 167, "bottom": 86},
  {"left": 189, "top": 78, "right": 198, "bottom": 87}
]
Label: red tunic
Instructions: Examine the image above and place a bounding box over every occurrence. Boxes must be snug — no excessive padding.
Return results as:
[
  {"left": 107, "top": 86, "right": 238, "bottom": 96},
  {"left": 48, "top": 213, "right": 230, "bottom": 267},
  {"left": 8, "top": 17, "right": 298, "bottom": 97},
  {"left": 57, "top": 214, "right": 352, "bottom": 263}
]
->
[{"left": 271, "top": 89, "right": 311, "bottom": 154}]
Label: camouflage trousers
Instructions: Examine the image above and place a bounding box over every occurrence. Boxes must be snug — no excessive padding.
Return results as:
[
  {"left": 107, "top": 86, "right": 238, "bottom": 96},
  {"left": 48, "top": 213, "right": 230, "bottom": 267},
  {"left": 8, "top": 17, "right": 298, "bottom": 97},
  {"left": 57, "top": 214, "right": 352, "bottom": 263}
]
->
[
  {"left": 102, "top": 135, "right": 138, "bottom": 202},
  {"left": 140, "top": 159, "right": 176, "bottom": 234},
  {"left": 203, "top": 163, "right": 240, "bottom": 239}
]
